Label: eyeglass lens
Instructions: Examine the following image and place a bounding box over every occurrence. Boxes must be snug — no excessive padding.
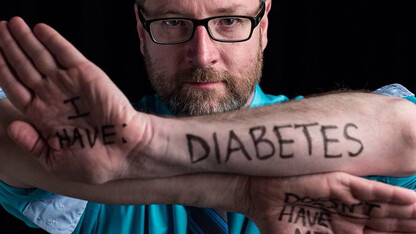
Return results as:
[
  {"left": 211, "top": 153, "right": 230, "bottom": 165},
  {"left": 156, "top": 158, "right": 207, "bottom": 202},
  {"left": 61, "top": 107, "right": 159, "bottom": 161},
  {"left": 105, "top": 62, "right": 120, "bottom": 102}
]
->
[{"left": 149, "top": 17, "right": 252, "bottom": 43}]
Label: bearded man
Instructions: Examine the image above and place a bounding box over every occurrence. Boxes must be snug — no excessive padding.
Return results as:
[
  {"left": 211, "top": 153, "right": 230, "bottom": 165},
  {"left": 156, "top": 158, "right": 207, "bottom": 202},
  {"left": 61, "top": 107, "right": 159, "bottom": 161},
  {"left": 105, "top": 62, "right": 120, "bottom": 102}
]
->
[{"left": 0, "top": 0, "right": 415, "bottom": 233}]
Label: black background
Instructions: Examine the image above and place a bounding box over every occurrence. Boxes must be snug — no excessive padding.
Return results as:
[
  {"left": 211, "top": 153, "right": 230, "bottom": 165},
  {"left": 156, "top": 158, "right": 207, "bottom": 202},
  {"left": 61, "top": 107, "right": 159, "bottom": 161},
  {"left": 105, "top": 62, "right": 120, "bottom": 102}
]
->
[{"left": 0, "top": 0, "right": 415, "bottom": 233}]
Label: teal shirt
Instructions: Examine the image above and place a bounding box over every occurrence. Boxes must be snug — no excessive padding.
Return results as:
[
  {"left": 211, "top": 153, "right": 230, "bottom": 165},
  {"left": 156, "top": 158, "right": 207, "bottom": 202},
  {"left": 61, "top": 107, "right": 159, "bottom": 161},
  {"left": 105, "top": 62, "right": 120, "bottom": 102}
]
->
[{"left": 0, "top": 85, "right": 415, "bottom": 234}]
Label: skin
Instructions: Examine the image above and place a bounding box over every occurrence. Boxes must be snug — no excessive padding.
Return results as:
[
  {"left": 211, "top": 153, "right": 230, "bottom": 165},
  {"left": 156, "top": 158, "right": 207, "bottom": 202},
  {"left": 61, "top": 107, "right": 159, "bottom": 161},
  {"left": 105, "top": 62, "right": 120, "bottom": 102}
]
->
[
  {"left": 0, "top": 0, "right": 415, "bottom": 183},
  {"left": 137, "top": 0, "right": 267, "bottom": 116},
  {"left": 133, "top": 0, "right": 416, "bottom": 179},
  {"left": 0, "top": 0, "right": 415, "bottom": 184},
  {"left": 0, "top": 0, "right": 415, "bottom": 232},
  {"left": 137, "top": 0, "right": 268, "bottom": 81}
]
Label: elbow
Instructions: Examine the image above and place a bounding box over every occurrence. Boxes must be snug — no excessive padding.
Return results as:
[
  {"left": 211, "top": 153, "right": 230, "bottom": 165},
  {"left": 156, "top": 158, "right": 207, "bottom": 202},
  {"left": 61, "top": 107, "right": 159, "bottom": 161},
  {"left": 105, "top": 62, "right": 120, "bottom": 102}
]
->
[{"left": 393, "top": 98, "right": 416, "bottom": 176}]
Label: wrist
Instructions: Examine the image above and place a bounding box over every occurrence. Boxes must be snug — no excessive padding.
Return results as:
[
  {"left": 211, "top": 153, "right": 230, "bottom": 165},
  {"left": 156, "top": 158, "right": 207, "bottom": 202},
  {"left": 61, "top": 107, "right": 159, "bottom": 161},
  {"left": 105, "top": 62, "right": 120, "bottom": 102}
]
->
[{"left": 123, "top": 113, "right": 196, "bottom": 179}]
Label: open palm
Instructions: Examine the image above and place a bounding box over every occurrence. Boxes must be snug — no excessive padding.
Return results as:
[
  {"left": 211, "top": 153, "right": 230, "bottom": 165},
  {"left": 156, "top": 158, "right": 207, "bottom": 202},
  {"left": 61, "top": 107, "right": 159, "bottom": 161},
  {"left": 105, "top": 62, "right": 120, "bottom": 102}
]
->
[
  {"left": 245, "top": 172, "right": 416, "bottom": 233},
  {"left": 0, "top": 17, "right": 148, "bottom": 183}
]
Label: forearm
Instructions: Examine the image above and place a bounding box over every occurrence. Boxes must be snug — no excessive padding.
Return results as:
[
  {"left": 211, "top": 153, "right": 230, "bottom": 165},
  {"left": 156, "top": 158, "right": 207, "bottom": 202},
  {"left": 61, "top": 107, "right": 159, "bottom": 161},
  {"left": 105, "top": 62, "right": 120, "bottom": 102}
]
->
[
  {"left": 0, "top": 99, "right": 246, "bottom": 212},
  {"left": 2, "top": 149, "right": 245, "bottom": 212},
  {"left": 71, "top": 174, "right": 247, "bottom": 212},
  {"left": 144, "top": 92, "right": 416, "bottom": 178}
]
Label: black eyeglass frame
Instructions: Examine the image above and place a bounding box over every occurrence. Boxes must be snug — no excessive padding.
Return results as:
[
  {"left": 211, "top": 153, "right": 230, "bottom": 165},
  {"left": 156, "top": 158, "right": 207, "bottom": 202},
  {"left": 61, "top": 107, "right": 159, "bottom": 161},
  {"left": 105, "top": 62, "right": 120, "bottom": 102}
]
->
[{"left": 138, "top": 2, "right": 266, "bottom": 45}]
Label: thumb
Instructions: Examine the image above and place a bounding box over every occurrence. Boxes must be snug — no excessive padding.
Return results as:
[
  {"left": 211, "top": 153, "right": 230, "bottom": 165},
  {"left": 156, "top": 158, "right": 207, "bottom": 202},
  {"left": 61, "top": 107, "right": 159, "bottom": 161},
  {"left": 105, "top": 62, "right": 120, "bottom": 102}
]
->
[{"left": 7, "top": 120, "right": 48, "bottom": 161}]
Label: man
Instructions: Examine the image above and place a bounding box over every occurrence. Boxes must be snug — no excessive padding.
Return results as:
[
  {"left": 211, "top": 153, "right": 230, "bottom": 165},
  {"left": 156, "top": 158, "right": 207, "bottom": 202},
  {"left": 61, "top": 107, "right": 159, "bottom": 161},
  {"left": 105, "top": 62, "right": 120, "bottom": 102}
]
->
[{"left": 0, "top": 0, "right": 415, "bottom": 233}]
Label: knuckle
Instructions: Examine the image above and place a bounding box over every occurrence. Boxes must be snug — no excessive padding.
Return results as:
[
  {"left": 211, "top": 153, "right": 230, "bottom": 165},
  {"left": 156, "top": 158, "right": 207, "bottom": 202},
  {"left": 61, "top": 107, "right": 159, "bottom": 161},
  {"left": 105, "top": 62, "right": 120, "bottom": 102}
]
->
[
  {"left": 44, "top": 32, "right": 60, "bottom": 45},
  {"left": 18, "top": 29, "right": 34, "bottom": 45},
  {"left": 0, "top": 60, "right": 8, "bottom": 71},
  {"left": 14, "top": 57, "right": 31, "bottom": 70},
  {"left": 0, "top": 35, "right": 12, "bottom": 48},
  {"left": 29, "top": 46, "right": 47, "bottom": 60}
]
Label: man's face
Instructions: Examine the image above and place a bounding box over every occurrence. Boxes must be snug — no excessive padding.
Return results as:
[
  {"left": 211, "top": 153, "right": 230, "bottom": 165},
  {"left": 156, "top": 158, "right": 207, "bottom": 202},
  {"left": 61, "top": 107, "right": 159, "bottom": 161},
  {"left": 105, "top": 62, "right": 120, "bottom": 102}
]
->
[{"left": 136, "top": 0, "right": 270, "bottom": 116}]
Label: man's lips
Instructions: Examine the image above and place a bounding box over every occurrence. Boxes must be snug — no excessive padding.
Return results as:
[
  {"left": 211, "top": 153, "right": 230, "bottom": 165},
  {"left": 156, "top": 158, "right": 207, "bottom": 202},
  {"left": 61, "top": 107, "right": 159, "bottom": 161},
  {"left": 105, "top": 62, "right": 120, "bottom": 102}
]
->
[{"left": 184, "top": 81, "right": 224, "bottom": 89}]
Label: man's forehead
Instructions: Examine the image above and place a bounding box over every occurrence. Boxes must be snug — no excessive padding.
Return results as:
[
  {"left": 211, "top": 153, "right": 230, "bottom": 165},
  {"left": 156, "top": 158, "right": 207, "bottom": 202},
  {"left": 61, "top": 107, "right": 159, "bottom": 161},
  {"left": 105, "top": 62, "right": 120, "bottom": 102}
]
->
[{"left": 141, "top": 0, "right": 259, "bottom": 18}]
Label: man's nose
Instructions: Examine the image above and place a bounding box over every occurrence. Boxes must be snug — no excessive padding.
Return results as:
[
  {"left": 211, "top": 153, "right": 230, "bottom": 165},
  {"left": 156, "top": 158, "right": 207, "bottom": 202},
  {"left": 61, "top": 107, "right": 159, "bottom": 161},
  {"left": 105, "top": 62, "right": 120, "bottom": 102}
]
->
[{"left": 185, "top": 26, "right": 219, "bottom": 68}]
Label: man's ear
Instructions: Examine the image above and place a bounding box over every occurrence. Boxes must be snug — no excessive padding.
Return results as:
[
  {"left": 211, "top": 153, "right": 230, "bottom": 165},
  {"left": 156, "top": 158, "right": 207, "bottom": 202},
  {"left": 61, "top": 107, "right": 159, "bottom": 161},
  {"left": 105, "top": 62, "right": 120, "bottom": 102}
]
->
[
  {"left": 261, "top": 0, "right": 272, "bottom": 51},
  {"left": 134, "top": 3, "right": 146, "bottom": 55}
]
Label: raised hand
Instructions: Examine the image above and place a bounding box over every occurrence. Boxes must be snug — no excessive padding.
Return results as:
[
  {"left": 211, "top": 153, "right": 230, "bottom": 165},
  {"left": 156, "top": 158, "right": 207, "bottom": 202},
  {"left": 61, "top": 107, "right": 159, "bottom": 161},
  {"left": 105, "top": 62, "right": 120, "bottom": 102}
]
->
[
  {"left": 244, "top": 172, "right": 416, "bottom": 233},
  {"left": 0, "top": 17, "right": 149, "bottom": 184}
]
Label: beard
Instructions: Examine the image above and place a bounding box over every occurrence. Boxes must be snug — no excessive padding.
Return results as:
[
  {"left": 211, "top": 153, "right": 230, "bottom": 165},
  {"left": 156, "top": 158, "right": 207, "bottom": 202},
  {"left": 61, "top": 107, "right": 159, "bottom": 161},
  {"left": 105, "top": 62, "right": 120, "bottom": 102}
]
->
[{"left": 142, "top": 39, "right": 263, "bottom": 117}]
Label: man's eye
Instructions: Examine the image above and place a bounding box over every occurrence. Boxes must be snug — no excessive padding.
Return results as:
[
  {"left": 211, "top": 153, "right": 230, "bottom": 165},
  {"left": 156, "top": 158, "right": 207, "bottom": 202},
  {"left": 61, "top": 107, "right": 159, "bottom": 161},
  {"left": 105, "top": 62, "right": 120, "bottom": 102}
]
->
[
  {"left": 219, "top": 18, "right": 240, "bottom": 26},
  {"left": 163, "top": 20, "right": 182, "bottom": 26}
]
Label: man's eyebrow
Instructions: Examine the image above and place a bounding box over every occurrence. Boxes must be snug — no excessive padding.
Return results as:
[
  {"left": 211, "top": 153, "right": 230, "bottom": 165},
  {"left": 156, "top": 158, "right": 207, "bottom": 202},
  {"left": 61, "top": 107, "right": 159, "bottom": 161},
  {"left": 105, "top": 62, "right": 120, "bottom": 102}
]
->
[
  {"left": 150, "top": 9, "right": 188, "bottom": 17},
  {"left": 147, "top": 4, "right": 250, "bottom": 18},
  {"left": 214, "top": 5, "right": 246, "bottom": 14}
]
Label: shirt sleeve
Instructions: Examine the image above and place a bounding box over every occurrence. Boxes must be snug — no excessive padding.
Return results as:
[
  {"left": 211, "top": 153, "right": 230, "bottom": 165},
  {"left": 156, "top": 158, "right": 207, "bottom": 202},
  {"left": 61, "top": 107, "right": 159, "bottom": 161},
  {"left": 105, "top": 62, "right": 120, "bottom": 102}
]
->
[
  {"left": 373, "top": 83, "right": 415, "bottom": 99},
  {"left": 0, "top": 180, "right": 88, "bottom": 233},
  {"left": 0, "top": 86, "right": 6, "bottom": 99}
]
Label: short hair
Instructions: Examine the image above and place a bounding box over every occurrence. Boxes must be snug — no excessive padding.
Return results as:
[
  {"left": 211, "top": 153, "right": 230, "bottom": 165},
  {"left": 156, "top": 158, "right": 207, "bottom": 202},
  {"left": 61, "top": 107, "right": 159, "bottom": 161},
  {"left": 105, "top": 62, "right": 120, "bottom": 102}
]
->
[{"left": 136, "top": 0, "right": 265, "bottom": 9}]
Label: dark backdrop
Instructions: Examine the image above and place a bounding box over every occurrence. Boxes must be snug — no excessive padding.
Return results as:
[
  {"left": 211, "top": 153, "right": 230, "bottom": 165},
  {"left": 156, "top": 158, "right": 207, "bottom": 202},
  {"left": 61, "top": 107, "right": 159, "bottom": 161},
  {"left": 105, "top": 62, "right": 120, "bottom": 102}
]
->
[{"left": 0, "top": 0, "right": 415, "bottom": 233}]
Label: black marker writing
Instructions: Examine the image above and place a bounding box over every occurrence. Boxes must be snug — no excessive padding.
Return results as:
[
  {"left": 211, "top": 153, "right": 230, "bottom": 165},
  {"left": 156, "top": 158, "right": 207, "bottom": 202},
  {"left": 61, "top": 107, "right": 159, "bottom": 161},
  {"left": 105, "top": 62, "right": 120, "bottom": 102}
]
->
[
  {"left": 63, "top": 96, "right": 90, "bottom": 120},
  {"left": 186, "top": 122, "right": 364, "bottom": 164},
  {"left": 55, "top": 124, "right": 128, "bottom": 150},
  {"left": 56, "top": 128, "right": 71, "bottom": 148},
  {"left": 274, "top": 125, "right": 295, "bottom": 158},
  {"left": 249, "top": 126, "right": 275, "bottom": 160},
  {"left": 321, "top": 125, "right": 342, "bottom": 158},
  {"left": 71, "top": 128, "right": 85, "bottom": 148},
  {"left": 121, "top": 124, "right": 128, "bottom": 144},
  {"left": 213, "top": 133, "right": 222, "bottom": 164},
  {"left": 279, "top": 193, "right": 381, "bottom": 233},
  {"left": 294, "top": 229, "right": 329, "bottom": 234},
  {"left": 187, "top": 134, "right": 210, "bottom": 163},
  {"left": 225, "top": 130, "right": 252, "bottom": 162},
  {"left": 102, "top": 125, "right": 116, "bottom": 145},
  {"left": 344, "top": 123, "right": 364, "bottom": 157},
  {"left": 85, "top": 127, "right": 99, "bottom": 147},
  {"left": 294, "top": 123, "right": 319, "bottom": 155},
  {"left": 278, "top": 204, "right": 332, "bottom": 228},
  {"left": 283, "top": 193, "right": 380, "bottom": 219}
]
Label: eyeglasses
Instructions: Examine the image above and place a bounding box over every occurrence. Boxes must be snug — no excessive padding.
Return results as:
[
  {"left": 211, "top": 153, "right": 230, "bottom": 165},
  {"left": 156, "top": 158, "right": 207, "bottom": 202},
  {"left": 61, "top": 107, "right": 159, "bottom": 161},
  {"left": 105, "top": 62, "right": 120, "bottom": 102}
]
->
[{"left": 138, "top": 2, "right": 266, "bottom": 45}]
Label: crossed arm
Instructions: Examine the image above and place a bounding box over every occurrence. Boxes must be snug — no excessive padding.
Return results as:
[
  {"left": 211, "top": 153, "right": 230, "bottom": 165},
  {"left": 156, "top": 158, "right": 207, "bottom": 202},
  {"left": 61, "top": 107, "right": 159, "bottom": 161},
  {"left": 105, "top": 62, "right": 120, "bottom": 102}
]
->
[
  {"left": 152, "top": 91, "right": 416, "bottom": 178},
  {"left": 1, "top": 103, "right": 416, "bottom": 233},
  {"left": 0, "top": 17, "right": 416, "bottom": 233},
  {"left": 0, "top": 16, "right": 416, "bottom": 183}
]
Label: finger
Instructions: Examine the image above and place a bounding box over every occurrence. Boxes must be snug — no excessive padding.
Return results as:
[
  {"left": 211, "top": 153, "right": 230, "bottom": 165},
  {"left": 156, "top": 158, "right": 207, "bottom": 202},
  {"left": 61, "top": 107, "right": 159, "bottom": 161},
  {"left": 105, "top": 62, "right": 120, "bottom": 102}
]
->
[
  {"left": 372, "top": 202, "right": 416, "bottom": 219},
  {"left": 33, "top": 23, "right": 87, "bottom": 68},
  {"left": 8, "top": 17, "right": 59, "bottom": 76},
  {"left": 8, "top": 120, "right": 46, "bottom": 156},
  {"left": 0, "top": 44, "right": 32, "bottom": 110},
  {"left": 345, "top": 174, "right": 416, "bottom": 205},
  {"left": 0, "top": 20, "right": 44, "bottom": 91},
  {"left": 350, "top": 201, "right": 416, "bottom": 219},
  {"left": 363, "top": 227, "right": 408, "bottom": 234},
  {"left": 364, "top": 227, "right": 412, "bottom": 234},
  {"left": 7, "top": 120, "right": 50, "bottom": 168},
  {"left": 365, "top": 218, "right": 416, "bottom": 232}
]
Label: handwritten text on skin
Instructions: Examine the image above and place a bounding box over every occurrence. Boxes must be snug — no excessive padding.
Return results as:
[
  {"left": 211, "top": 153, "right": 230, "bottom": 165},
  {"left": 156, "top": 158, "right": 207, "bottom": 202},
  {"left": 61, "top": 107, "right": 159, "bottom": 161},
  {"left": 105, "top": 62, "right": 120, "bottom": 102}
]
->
[
  {"left": 278, "top": 193, "right": 380, "bottom": 233},
  {"left": 55, "top": 96, "right": 128, "bottom": 149},
  {"left": 187, "top": 122, "right": 364, "bottom": 163}
]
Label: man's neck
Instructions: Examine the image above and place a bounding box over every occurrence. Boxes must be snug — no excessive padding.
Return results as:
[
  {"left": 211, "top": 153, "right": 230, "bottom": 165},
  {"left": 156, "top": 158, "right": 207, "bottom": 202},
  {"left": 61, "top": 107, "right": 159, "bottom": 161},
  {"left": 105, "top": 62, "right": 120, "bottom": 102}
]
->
[{"left": 242, "top": 90, "right": 256, "bottom": 109}]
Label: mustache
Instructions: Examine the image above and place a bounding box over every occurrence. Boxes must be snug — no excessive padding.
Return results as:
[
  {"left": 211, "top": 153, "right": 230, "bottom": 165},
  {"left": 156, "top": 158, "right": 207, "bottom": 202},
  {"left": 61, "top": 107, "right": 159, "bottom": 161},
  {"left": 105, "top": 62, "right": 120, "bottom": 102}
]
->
[{"left": 179, "top": 68, "right": 231, "bottom": 83}]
